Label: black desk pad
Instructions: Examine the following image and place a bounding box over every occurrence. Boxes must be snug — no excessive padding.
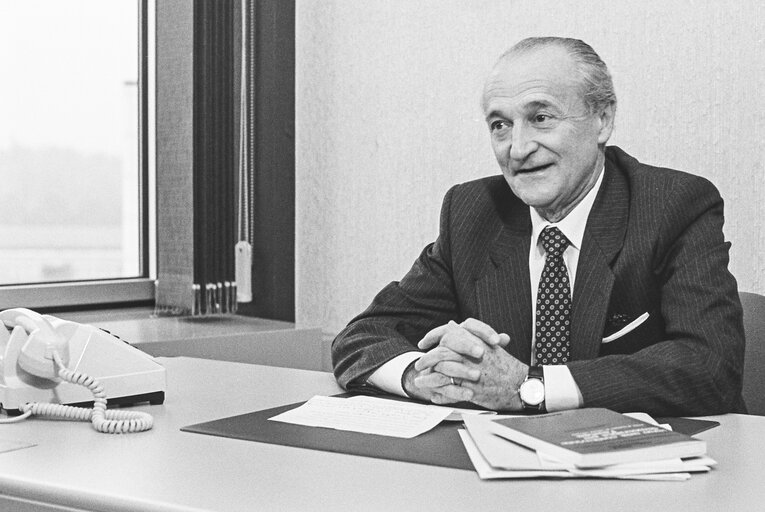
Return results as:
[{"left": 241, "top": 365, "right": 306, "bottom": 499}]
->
[
  {"left": 182, "top": 396, "right": 720, "bottom": 471},
  {"left": 182, "top": 400, "right": 474, "bottom": 470},
  {"left": 657, "top": 416, "right": 720, "bottom": 436}
]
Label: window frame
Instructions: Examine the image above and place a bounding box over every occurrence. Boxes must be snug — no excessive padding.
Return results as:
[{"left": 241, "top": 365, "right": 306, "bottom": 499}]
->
[{"left": 0, "top": 0, "right": 155, "bottom": 310}]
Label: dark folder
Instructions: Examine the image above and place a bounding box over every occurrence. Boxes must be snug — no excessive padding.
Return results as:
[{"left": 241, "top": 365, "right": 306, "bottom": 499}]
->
[
  {"left": 181, "top": 399, "right": 719, "bottom": 471},
  {"left": 182, "top": 399, "right": 475, "bottom": 470}
]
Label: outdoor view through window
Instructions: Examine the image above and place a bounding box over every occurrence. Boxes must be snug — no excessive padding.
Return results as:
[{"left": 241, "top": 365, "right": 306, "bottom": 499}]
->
[{"left": 0, "top": 1, "right": 141, "bottom": 286}]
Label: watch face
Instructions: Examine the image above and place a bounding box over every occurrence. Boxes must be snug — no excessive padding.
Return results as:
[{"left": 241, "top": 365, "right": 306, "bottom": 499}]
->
[{"left": 520, "top": 378, "right": 545, "bottom": 406}]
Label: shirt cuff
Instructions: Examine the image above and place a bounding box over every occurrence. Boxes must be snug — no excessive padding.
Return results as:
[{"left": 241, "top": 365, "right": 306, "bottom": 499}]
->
[
  {"left": 543, "top": 365, "right": 584, "bottom": 412},
  {"left": 366, "top": 352, "right": 423, "bottom": 397}
]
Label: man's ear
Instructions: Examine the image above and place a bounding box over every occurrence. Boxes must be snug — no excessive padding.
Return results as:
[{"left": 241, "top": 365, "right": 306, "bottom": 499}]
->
[{"left": 596, "top": 102, "right": 616, "bottom": 144}]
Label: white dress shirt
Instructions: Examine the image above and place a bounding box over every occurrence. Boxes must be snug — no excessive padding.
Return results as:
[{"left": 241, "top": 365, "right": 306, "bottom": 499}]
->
[{"left": 368, "top": 168, "right": 605, "bottom": 411}]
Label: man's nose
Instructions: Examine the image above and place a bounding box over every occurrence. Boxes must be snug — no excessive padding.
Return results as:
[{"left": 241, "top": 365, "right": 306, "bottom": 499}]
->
[{"left": 508, "top": 124, "right": 538, "bottom": 162}]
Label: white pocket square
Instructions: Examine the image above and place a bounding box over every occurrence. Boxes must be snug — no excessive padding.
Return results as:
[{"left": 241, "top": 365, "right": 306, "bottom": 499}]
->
[{"left": 602, "top": 312, "right": 649, "bottom": 344}]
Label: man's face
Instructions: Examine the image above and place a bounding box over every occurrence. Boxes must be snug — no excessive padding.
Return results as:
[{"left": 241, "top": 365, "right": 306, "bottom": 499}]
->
[{"left": 483, "top": 46, "right": 614, "bottom": 221}]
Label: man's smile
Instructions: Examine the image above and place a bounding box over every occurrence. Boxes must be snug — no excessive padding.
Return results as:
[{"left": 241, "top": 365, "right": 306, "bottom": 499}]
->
[{"left": 513, "top": 163, "right": 554, "bottom": 174}]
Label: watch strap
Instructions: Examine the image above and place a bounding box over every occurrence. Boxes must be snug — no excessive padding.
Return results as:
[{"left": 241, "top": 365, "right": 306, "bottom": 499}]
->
[{"left": 527, "top": 365, "right": 543, "bottom": 381}]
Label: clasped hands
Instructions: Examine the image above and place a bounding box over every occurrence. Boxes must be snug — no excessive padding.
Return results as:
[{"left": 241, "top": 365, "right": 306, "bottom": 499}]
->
[{"left": 402, "top": 318, "right": 528, "bottom": 411}]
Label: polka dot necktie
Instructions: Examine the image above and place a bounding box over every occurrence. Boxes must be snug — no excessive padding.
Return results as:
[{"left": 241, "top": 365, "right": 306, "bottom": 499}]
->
[{"left": 535, "top": 226, "right": 572, "bottom": 365}]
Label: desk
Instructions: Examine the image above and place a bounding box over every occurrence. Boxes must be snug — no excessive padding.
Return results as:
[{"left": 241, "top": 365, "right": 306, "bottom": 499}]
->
[{"left": 0, "top": 357, "right": 763, "bottom": 512}]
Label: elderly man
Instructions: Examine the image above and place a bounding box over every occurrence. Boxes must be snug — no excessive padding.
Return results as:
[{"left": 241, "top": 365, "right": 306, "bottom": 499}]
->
[{"left": 331, "top": 37, "right": 745, "bottom": 417}]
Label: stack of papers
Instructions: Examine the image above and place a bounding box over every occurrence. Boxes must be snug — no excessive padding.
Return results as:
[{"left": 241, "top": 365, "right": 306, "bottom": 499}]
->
[{"left": 460, "top": 412, "right": 716, "bottom": 481}]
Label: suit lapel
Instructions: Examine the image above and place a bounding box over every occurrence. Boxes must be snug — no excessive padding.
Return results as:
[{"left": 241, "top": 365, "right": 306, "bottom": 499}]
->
[
  {"left": 570, "top": 156, "right": 629, "bottom": 360},
  {"left": 475, "top": 196, "right": 533, "bottom": 364}
]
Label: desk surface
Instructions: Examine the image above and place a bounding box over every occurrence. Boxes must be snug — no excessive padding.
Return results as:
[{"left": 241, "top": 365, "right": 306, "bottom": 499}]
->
[{"left": 1, "top": 356, "right": 763, "bottom": 512}]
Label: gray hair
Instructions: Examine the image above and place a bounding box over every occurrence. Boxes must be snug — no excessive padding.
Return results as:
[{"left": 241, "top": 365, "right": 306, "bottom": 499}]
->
[{"left": 498, "top": 37, "right": 617, "bottom": 114}]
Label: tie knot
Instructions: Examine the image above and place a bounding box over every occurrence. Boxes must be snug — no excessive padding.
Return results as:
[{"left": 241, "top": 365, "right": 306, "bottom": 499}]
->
[{"left": 539, "top": 226, "right": 570, "bottom": 258}]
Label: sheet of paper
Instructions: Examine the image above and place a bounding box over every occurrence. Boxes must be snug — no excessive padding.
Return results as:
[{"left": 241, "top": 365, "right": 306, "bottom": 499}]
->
[
  {"left": 268, "top": 395, "right": 454, "bottom": 438},
  {"left": 343, "top": 396, "right": 495, "bottom": 422},
  {"left": 624, "top": 411, "right": 659, "bottom": 425},
  {"left": 0, "top": 438, "right": 36, "bottom": 455}
]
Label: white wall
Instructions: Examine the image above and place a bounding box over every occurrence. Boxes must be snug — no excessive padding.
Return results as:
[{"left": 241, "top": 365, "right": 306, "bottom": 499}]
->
[{"left": 296, "top": 0, "right": 765, "bottom": 335}]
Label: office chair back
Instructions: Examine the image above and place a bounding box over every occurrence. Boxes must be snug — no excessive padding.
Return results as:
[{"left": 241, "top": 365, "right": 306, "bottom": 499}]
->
[{"left": 741, "top": 291, "right": 765, "bottom": 416}]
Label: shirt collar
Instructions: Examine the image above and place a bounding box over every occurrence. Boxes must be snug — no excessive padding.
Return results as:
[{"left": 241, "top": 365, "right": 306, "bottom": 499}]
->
[{"left": 530, "top": 166, "right": 605, "bottom": 251}]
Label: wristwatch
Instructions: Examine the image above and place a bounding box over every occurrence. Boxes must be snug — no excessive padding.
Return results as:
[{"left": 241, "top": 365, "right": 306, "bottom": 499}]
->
[{"left": 519, "top": 366, "right": 546, "bottom": 413}]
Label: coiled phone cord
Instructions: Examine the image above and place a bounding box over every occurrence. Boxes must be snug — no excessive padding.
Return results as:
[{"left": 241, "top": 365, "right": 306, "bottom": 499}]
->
[{"left": 17, "top": 352, "right": 153, "bottom": 434}]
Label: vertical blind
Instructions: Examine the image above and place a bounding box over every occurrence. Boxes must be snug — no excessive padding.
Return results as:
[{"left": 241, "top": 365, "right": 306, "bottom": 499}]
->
[{"left": 155, "top": 0, "right": 253, "bottom": 316}]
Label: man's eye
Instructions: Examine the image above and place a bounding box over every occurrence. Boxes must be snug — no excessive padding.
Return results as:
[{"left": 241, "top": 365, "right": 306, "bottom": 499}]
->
[
  {"left": 490, "top": 120, "right": 510, "bottom": 131},
  {"left": 534, "top": 114, "right": 550, "bottom": 123}
]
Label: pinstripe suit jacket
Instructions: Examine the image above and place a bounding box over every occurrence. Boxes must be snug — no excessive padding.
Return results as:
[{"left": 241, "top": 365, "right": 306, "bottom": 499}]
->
[{"left": 331, "top": 146, "right": 746, "bottom": 416}]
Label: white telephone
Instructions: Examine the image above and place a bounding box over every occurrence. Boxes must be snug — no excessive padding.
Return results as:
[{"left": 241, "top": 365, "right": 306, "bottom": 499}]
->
[{"left": 0, "top": 308, "right": 166, "bottom": 433}]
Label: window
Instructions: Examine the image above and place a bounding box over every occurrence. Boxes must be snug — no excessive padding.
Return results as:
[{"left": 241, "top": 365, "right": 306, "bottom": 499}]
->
[{"left": 0, "top": 0, "right": 153, "bottom": 308}]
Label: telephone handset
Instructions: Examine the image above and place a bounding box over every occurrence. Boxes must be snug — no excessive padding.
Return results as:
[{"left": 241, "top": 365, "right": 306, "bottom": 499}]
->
[{"left": 1, "top": 308, "right": 166, "bottom": 434}]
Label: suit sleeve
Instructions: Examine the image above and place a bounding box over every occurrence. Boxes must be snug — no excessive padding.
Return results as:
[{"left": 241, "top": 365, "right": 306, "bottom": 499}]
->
[
  {"left": 331, "top": 186, "right": 461, "bottom": 390},
  {"left": 567, "top": 177, "right": 745, "bottom": 416}
]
